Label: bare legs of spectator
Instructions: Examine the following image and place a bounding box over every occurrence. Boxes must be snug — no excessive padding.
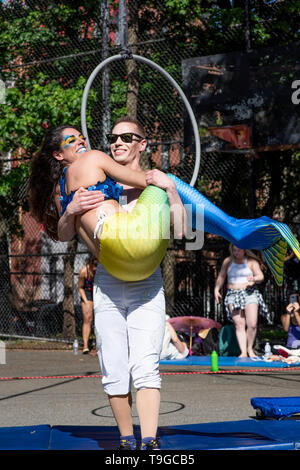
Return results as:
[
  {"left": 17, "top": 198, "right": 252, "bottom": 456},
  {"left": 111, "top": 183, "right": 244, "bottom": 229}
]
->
[{"left": 230, "top": 304, "right": 258, "bottom": 357}]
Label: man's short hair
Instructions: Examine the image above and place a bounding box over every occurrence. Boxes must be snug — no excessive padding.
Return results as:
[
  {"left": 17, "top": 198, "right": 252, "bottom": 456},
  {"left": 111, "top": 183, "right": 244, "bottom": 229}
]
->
[{"left": 113, "top": 116, "right": 146, "bottom": 138}]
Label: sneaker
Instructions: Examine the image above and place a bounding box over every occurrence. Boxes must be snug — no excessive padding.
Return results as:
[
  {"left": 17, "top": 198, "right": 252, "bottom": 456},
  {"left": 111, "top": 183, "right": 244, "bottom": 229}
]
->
[
  {"left": 140, "top": 438, "right": 160, "bottom": 450},
  {"left": 118, "top": 438, "right": 136, "bottom": 450}
]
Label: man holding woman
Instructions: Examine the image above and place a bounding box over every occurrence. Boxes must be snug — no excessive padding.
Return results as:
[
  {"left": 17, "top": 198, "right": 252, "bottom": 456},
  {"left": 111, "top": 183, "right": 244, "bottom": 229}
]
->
[{"left": 29, "top": 116, "right": 186, "bottom": 450}]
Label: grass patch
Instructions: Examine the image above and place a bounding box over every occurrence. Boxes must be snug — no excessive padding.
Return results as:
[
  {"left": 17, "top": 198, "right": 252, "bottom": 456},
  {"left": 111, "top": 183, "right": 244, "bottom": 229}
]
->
[
  {"left": 1, "top": 338, "right": 73, "bottom": 350},
  {"left": 259, "top": 327, "right": 287, "bottom": 342}
]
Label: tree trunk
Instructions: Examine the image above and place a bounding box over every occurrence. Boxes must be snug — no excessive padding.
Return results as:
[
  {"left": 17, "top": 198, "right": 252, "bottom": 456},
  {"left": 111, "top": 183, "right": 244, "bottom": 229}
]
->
[{"left": 62, "top": 238, "right": 78, "bottom": 339}]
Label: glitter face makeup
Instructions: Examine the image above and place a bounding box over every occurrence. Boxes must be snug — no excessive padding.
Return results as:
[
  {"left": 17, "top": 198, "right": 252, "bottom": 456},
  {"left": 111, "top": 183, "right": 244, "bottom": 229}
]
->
[
  {"left": 61, "top": 134, "right": 86, "bottom": 150},
  {"left": 61, "top": 134, "right": 87, "bottom": 153}
]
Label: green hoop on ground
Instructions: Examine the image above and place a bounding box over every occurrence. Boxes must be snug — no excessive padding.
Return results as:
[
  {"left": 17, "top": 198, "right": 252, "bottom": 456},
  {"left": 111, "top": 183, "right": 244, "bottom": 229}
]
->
[{"left": 81, "top": 53, "right": 201, "bottom": 187}]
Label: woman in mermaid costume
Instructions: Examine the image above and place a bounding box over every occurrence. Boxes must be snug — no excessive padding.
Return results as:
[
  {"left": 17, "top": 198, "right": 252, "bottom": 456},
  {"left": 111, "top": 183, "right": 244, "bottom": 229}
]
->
[{"left": 28, "top": 124, "right": 300, "bottom": 286}]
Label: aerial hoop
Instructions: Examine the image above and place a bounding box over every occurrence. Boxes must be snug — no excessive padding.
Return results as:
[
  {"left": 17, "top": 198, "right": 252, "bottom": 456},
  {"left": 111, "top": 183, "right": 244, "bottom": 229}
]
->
[{"left": 81, "top": 54, "right": 201, "bottom": 186}]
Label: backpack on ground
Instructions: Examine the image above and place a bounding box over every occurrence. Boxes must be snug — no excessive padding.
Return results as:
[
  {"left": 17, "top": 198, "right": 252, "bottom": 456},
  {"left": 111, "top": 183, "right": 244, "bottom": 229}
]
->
[
  {"left": 201, "top": 327, "right": 220, "bottom": 355},
  {"left": 219, "top": 324, "right": 240, "bottom": 356}
]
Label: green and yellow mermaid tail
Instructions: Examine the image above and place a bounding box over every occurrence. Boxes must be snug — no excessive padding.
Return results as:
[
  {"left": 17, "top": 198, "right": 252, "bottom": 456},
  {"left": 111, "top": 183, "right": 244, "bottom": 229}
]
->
[
  {"left": 97, "top": 174, "right": 300, "bottom": 284},
  {"left": 99, "top": 185, "right": 170, "bottom": 281}
]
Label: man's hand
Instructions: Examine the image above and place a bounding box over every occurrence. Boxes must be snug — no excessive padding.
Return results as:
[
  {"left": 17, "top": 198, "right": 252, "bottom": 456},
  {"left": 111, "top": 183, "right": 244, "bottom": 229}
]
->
[
  {"left": 145, "top": 169, "right": 187, "bottom": 239},
  {"left": 58, "top": 187, "right": 105, "bottom": 241},
  {"left": 66, "top": 187, "right": 105, "bottom": 215},
  {"left": 145, "top": 169, "right": 175, "bottom": 192}
]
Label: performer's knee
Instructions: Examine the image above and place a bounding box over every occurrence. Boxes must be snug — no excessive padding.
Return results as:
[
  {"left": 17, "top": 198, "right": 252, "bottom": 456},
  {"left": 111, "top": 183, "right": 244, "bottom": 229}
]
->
[{"left": 131, "top": 357, "right": 161, "bottom": 390}]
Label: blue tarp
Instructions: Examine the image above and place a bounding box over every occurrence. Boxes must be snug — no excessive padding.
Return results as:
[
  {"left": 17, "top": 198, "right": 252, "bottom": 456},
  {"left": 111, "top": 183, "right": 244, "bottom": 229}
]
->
[
  {"left": 1, "top": 420, "right": 300, "bottom": 450},
  {"left": 159, "top": 355, "right": 291, "bottom": 367},
  {"left": 251, "top": 396, "right": 300, "bottom": 419}
]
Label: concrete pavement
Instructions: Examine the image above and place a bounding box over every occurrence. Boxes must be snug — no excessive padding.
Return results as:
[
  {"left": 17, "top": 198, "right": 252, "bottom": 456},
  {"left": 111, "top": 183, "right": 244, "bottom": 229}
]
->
[{"left": 1, "top": 349, "right": 299, "bottom": 429}]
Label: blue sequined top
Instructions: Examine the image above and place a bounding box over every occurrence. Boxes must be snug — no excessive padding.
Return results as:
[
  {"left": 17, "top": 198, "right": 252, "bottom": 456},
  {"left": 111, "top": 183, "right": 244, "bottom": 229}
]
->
[{"left": 59, "top": 167, "right": 123, "bottom": 215}]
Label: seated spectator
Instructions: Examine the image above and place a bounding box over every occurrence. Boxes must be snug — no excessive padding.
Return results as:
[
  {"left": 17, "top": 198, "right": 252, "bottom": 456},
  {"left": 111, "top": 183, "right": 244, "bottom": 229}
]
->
[
  {"left": 281, "top": 293, "right": 300, "bottom": 350},
  {"left": 160, "top": 320, "right": 189, "bottom": 361}
]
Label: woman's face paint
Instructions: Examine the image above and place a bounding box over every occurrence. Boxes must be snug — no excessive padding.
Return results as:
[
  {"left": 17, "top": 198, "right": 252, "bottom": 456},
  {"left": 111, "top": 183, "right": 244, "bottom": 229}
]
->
[
  {"left": 61, "top": 134, "right": 86, "bottom": 150},
  {"left": 56, "top": 128, "right": 88, "bottom": 165}
]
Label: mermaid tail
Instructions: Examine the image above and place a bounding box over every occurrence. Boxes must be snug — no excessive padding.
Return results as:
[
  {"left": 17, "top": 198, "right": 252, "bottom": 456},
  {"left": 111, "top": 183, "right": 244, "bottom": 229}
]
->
[
  {"left": 168, "top": 174, "right": 300, "bottom": 286},
  {"left": 96, "top": 173, "right": 299, "bottom": 284},
  {"left": 99, "top": 185, "right": 170, "bottom": 281}
]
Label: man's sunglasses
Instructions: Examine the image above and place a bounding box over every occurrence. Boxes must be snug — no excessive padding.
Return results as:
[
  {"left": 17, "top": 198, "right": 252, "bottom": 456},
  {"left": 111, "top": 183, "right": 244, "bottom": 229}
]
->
[{"left": 106, "top": 133, "right": 145, "bottom": 144}]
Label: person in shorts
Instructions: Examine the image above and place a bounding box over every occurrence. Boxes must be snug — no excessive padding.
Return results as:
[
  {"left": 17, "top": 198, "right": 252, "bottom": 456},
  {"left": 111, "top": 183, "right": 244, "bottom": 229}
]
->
[{"left": 214, "top": 244, "right": 269, "bottom": 358}]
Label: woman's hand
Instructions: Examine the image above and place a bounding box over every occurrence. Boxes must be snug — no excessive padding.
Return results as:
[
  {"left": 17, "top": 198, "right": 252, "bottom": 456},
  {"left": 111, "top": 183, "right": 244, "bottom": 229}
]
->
[
  {"left": 246, "top": 275, "right": 256, "bottom": 287},
  {"left": 286, "top": 303, "right": 295, "bottom": 314},
  {"left": 287, "top": 302, "right": 300, "bottom": 314},
  {"left": 214, "top": 289, "right": 222, "bottom": 304},
  {"left": 282, "top": 301, "right": 300, "bottom": 331}
]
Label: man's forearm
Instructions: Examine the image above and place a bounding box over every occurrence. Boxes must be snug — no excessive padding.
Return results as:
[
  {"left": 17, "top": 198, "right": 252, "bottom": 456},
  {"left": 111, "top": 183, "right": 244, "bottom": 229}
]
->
[{"left": 166, "top": 185, "right": 187, "bottom": 239}]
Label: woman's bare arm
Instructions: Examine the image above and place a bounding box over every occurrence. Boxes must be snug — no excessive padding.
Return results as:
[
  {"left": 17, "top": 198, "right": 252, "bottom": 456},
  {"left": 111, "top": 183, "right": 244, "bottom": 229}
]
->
[
  {"left": 100, "top": 151, "right": 147, "bottom": 188},
  {"left": 281, "top": 304, "right": 293, "bottom": 332},
  {"left": 78, "top": 266, "right": 88, "bottom": 303},
  {"left": 247, "top": 259, "right": 264, "bottom": 284},
  {"left": 69, "top": 151, "right": 147, "bottom": 190},
  {"left": 214, "top": 258, "right": 230, "bottom": 303}
]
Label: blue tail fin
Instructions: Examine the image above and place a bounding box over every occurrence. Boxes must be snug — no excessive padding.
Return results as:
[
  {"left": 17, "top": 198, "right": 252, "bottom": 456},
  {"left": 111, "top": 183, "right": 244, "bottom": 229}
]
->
[
  {"left": 262, "top": 239, "right": 287, "bottom": 286},
  {"left": 168, "top": 173, "right": 300, "bottom": 285}
]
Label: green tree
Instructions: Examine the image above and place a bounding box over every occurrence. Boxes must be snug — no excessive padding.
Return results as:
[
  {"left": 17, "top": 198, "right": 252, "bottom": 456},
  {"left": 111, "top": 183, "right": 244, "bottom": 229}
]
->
[
  {"left": 0, "top": 1, "right": 99, "bottom": 339},
  {"left": 0, "top": 74, "right": 96, "bottom": 233}
]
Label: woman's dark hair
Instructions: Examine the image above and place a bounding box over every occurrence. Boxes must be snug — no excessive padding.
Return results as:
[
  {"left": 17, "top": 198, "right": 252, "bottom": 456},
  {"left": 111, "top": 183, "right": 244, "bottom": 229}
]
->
[{"left": 28, "top": 124, "right": 81, "bottom": 240}]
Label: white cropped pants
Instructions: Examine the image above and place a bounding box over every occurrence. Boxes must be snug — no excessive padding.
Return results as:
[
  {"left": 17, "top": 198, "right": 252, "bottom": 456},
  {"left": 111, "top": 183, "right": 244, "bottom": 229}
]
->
[{"left": 93, "top": 264, "right": 166, "bottom": 396}]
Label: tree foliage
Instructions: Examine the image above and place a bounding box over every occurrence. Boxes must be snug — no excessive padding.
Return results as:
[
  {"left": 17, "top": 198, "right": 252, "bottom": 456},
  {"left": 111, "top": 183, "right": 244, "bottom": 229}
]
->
[
  {"left": 0, "top": 0, "right": 299, "bottom": 233},
  {"left": 0, "top": 2, "right": 98, "bottom": 235}
]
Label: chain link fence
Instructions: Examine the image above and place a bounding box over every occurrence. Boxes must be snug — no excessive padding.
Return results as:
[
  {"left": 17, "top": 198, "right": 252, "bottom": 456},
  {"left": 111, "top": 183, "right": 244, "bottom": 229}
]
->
[{"left": 1, "top": 1, "right": 299, "bottom": 345}]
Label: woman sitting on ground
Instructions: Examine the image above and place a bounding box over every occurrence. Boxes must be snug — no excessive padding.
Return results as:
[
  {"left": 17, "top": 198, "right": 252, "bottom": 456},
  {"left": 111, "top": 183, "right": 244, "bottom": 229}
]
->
[{"left": 281, "top": 293, "right": 300, "bottom": 351}]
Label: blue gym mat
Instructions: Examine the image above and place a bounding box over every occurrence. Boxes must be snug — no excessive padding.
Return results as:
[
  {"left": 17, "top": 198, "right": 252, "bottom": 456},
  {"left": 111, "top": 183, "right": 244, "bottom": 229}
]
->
[
  {"left": 158, "top": 420, "right": 300, "bottom": 450},
  {"left": 159, "top": 355, "right": 292, "bottom": 367},
  {"left": 0, "top": 424, "right": 51, "bottom": 450},
  {"left": 251, "top": 397, "right": 300, "bottom": 419},
  {"left": 1, "top": 420, "right": 300, "bottom": 450}
]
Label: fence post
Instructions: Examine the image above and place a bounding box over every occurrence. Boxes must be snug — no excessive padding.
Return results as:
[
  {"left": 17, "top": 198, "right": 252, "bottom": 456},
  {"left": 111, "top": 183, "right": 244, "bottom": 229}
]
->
[
  {"left": 0, "top": 340, "right": 6, "bottom": 365},
  {"left": 62, "top": 239, "right": 78, "bottom": 339}
]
